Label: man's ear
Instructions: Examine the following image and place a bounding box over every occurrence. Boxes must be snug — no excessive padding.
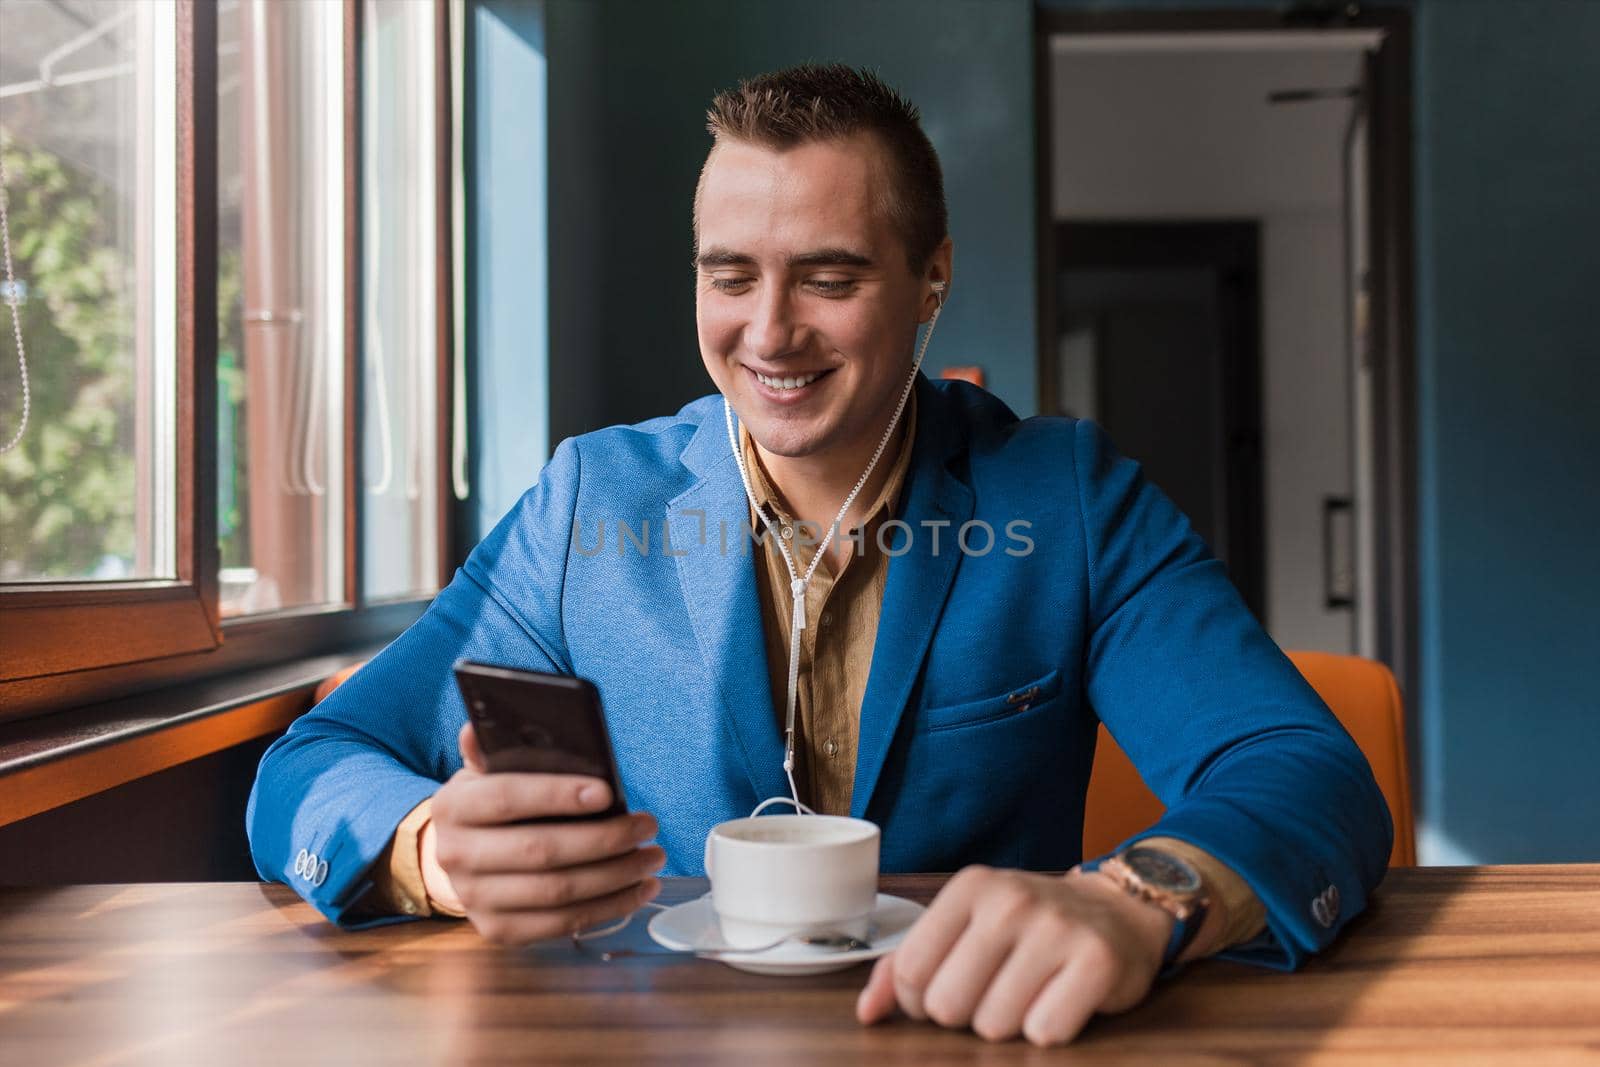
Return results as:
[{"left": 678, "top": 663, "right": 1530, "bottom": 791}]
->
[{"left": 921, "top": 236, "right": 955, "bottom": 322}]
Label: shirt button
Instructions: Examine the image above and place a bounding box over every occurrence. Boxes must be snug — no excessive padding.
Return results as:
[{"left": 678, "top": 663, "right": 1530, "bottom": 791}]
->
[
  {"left": 294, "top": 848, "right": 308, "bottom": 876},
  {"left": 823, "top": 737, "right": 839, "bottom": 758},
  {"left": 780, "top": 525, "right": 793, "bottom": 540},
  {"left": 821, "top": 612, "right": 833, "bottom": 626},
  {"left": 303, "top": 852, "right": 319, "bottom": 881}
]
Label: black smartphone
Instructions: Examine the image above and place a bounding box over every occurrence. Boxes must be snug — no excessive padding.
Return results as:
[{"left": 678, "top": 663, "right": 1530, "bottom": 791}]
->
[{"left": 452, "top": 660, "right": 629, "bottom": 822}]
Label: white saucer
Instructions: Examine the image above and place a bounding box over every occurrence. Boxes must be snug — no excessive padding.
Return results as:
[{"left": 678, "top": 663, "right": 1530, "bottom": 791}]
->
[{"left": 647, "top": 893, "right": 924, "bottom": 976}]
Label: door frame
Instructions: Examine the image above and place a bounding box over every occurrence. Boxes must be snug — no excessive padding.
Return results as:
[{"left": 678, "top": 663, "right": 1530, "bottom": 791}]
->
[{"left": 1033, "top": 5, "right": 1420, "bottom": 753}]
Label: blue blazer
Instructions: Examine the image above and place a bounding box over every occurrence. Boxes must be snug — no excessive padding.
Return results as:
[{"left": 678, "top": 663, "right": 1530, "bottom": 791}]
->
[{"left": 247, "top": 376, "right": 1391, "bottom": 969}]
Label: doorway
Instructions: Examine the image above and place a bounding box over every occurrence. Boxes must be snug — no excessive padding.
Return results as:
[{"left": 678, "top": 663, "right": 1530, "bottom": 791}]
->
[
  {"left": 1057, "top": 221, "right": 1264, "bottom": 620},
  {"left": 1035, "top": 8, "right": 1417, "bottom": 710}
]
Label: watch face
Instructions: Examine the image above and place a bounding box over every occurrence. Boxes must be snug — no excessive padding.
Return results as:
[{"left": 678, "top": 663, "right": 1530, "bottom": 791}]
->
[{"left": 1123, "top": 847, "right": 1203, "bottom": 894}]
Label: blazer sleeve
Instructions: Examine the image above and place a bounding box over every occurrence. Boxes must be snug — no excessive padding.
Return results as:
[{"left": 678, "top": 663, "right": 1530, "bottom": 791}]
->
[
  {"left": 1070, "top": 419, "right": 1393, "bottom": 970},
  {"left": 245, "top": 438, "right": 584, "bottom": 926}
]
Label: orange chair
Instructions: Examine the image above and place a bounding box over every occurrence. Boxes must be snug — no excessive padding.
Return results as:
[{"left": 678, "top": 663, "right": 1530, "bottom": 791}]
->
[{"left": 1082, "top": 650, "right": 1415, "bottom": 866}]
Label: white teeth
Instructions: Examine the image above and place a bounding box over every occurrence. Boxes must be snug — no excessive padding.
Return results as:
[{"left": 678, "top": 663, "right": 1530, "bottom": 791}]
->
[{"left": 755, "top": 370, "right": 823, "bottom": 391}]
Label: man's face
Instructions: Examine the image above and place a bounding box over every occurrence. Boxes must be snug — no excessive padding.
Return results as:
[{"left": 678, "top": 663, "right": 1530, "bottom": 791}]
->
[{"left": 695, "top": 133, "right": 944, "bottom": 463}]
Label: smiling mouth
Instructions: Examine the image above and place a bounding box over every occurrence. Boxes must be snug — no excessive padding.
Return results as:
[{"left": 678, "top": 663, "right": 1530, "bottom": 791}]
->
[{"left": 750, "top": 367, "right": 834, "bottom": 392}]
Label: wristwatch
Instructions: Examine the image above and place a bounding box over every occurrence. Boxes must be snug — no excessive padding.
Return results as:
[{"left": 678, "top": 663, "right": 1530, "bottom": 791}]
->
[{"left": 1080, "top": 845, "right": 1210, "bottom": 970}]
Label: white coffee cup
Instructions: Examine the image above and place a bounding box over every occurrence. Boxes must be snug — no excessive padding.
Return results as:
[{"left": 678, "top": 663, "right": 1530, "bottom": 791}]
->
[{"left": 702, "top": 814, "right": 880, "bottom": 949}]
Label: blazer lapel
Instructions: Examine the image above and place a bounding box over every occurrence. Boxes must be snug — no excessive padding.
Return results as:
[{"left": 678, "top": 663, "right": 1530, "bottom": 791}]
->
[
  {"left": 851, "top": 379, "right": 974, "bottom": 819},
  {"left": 669, "top": 417, "right": 789, "bottom": 805}
]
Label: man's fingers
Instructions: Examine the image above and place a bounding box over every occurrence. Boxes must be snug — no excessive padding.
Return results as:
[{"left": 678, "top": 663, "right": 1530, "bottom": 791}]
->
[
  {"left": 888, "top": 866, "right": 994, "bottom": 1021},
  {"left": 457, "top": 846, "right": 666, "bottom": 912},
  {"left": 439, "top": 811, "right": 657, "bottom": 874},
  {"left": 970, "top": 929, "right": 1073, "bottom": 1043},
  {"left": 1020, "top": 945, "right": 1119, "bottom": 1048},
  {"left": 918, "top": 921, "right": 1020, "bottom": 1031},
  {"left": 443, "top": 771, "right": 617, "bottom": 825},
  {"left": 470, "top": 876, "right": 662, "bottom": 945},
  {"left": 856, "top": 952, "right": 899, "bottom": 1024},
  {"left": 459, "top": 722, "right": 488, "bottom": 774}
]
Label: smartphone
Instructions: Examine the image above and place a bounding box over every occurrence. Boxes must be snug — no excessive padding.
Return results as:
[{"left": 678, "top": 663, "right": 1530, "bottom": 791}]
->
[{"left": 452, "top": 660, "right": 629, "bottom": 822}]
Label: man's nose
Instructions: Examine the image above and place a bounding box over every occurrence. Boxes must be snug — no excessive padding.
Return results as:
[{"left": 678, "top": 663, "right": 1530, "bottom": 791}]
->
[{"left": 744, "top": 283, "right": 803, "bottom": 360}]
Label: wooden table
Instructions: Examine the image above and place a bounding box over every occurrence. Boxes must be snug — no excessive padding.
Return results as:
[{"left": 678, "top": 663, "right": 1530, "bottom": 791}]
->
[{"left": 3, "top": 867, "right": 1598, "bottom": 1065}]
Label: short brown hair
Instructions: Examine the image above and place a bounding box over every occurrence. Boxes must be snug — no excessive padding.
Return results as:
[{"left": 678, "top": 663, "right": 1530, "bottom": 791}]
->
[{"left": 699, "top": 63, "right": 948, "bottom": 273}]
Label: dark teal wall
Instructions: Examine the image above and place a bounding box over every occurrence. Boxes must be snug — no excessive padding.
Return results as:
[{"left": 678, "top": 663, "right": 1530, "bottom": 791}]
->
[
  {"left": 543, "top": 0, "right": 1036, "bottom": 444},
  {"left": 1412, "top": 0, "right": 1600, "bottom": 862}
]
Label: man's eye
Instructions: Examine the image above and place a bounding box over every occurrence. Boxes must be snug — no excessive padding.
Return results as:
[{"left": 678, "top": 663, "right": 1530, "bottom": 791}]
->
[
  {"left": 808, "top": 279, "right": 857, "bottom": 295},
  {"left": 709, "top": 277, "right": 752, "bottom": 293}
]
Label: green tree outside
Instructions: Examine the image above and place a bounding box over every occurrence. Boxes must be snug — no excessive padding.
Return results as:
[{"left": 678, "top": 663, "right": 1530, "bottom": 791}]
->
[
  {"left": 0, "top": 128, "right": 136, "bottom": 580},
  {"left": 0, "top": 129, "right": 249, "bottom": 580}
]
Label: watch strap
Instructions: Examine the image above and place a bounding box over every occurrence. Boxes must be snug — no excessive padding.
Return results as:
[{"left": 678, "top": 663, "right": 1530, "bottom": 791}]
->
[
  {"left": 1080, "top": 852, "right": 1209, "bottom": 972},
  {"left": 1159, "top": 903, "right": 1206, "bottom": 972}
]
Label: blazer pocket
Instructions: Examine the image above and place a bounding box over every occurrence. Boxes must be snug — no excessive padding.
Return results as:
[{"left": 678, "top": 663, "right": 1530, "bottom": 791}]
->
[{"left": 922, "top": 668, "right": 1064, "bottom": 733}]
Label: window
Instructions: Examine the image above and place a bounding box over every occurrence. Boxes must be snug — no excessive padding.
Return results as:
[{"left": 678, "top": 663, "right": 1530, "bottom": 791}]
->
[
  {"left": 0, "top": 1, "right": 177, "bottom": 583},
  {"left": 362, "top": 0, "right": 443, "bottom": 602},
  {"left": 217, "top": 0, "right": 347, "bottom": 617},
  {"left": 0, "top": 1, "right": 462, "bottom": 719}
]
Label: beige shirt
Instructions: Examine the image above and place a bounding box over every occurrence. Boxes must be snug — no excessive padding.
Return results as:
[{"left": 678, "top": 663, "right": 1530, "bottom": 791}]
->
[{"left": 370, "top": 394, "right": 1265, "bottom": 948}]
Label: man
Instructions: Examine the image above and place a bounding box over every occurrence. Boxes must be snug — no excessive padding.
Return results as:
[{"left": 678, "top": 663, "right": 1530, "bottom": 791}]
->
[{"left": 248, "top": 64, "right": 1390, "bottom": 1048}]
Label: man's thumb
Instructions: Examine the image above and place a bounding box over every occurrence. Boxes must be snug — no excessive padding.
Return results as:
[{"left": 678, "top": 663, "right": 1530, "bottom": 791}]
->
[{"left": 459, "top": 722, "right": 488, "bottom": 773}]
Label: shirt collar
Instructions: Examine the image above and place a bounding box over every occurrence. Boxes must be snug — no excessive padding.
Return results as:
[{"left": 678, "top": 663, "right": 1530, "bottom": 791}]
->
[{"left": 739, "top": 389, "right": 919, "bottom": 529}]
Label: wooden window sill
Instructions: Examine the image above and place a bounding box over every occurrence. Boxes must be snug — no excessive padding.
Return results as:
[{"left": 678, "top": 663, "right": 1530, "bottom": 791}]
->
[{"left": 0, "top": 649, "right": 381, "bottom": 828}]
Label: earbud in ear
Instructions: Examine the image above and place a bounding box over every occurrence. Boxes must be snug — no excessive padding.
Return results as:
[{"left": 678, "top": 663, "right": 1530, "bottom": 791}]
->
[{"left": 931, "top": 281, "right": 947, "bottom": 293}]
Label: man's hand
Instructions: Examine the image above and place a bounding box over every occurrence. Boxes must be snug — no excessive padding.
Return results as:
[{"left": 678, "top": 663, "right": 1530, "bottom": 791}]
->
[
  {"left": 423, "top": 723, "right": 665, "bottom": 944},
  {"left": 856, "top": 865, "right": 1176, "bottom": 1047}
]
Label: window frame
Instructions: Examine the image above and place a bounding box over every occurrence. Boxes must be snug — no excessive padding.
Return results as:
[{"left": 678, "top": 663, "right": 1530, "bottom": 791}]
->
[{"left": 0, "top": 0, "right": 461, "bottom": 721}]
